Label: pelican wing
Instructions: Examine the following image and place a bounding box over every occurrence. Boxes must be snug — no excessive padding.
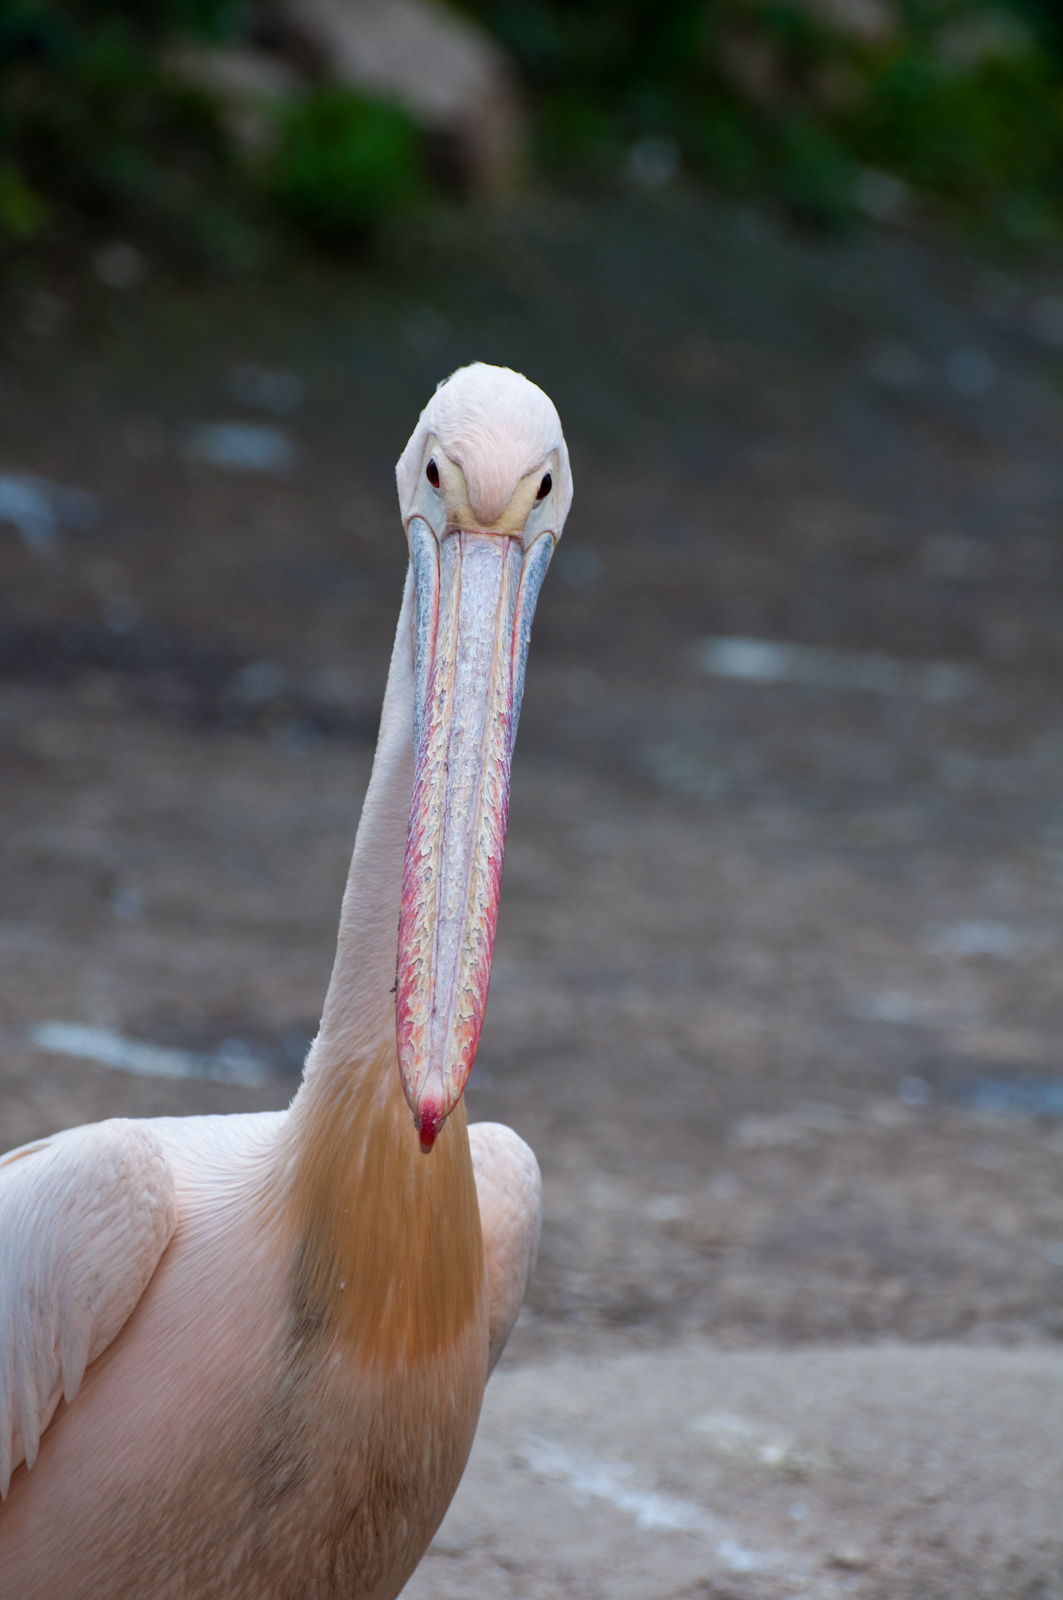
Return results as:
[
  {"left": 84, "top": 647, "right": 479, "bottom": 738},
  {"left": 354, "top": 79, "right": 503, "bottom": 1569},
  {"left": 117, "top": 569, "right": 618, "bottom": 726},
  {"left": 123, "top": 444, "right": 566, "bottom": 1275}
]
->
[
  {"left": 469, "top": 1122, "right": 542, "bottom": 1374},
  {"left": 0, "top": 1119, "right": 177, "bottom": 1497}
]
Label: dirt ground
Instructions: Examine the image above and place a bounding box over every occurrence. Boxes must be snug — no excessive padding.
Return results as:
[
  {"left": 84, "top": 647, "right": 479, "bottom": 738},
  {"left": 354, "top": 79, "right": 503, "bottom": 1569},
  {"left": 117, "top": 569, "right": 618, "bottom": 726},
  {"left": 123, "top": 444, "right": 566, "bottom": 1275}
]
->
[{"left": 2, "top": 193, "right": 1063, "bottom": 1596}]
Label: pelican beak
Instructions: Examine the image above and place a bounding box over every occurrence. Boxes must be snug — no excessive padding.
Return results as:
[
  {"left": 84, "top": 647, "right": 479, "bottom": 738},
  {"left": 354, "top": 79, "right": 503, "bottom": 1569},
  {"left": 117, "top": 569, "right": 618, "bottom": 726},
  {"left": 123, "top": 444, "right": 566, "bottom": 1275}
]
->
[{"left": 396, "top": 519, "right": 554, "bottom": 1151}]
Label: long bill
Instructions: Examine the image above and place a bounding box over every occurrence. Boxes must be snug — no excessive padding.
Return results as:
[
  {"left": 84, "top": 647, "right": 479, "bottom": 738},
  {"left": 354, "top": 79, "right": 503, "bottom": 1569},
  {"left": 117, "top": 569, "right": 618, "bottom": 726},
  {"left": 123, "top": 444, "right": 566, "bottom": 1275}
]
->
[{"left": 396, "top": 518, "right": 553, "bottom": 1151}]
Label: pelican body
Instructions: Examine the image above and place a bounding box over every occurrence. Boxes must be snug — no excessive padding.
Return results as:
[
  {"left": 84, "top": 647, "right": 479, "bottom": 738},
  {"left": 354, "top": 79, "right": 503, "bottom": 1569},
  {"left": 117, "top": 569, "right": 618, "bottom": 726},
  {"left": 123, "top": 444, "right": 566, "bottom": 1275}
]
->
[{"left": 0, "top": 364, "right": 572, "bottom": 1597}]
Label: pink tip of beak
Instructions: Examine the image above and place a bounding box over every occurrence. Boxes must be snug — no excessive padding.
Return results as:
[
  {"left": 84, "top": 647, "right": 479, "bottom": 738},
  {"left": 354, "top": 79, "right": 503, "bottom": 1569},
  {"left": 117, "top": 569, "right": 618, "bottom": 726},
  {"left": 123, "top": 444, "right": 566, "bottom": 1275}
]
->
[{"left": 418, "top": 1103, "right": 443, "bottom": 1154}]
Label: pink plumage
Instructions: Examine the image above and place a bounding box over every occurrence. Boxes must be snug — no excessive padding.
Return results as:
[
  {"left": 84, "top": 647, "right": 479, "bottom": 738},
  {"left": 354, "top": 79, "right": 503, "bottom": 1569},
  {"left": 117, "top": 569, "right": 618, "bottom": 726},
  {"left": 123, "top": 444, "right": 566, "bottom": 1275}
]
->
[{"left": 0, "top": 364, "right": 570, "bottom": 1597}]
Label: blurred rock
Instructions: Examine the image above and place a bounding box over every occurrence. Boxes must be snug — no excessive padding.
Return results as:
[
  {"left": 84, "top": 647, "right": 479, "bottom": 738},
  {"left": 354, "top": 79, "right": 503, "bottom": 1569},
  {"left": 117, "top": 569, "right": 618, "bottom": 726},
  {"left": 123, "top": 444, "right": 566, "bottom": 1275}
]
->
[
  {"left": 22, "top": 291, "right": 69, "bottom": 338},
  {"left": 93, "top": 241, "right": 148, "bottom": 291},
  {"left": 719, "top": 30, "right": 780, "bottom": 108},
  {"left": 947, "top": 346, "right": 997, "bottom": 398},
  {"left": 1030, "top": 294, "right": 1063, "bottom": 347},
  {"left": 730, "top": 1103, "right": 849, "bottom": 1151},
  {"left": 0, "top": 476, "right": 59, "bottom": 552},
  {"left": 167, "top": 44, "right": 303, "bottom": 151},
  {"left": 808, "top": 59, "right": 865, "bottom": 112},
  {"left": 225, "top": 659, "right": 291, "bottom": 707},
  {"left": 228, "top": 363, "right": 305, "bottom": 416},
  {"left": 111, "top": 886, "right": 145, "bottom": 922},
  {"left": 0, "top": 473, "right": 101, "bottom": 553},
  {"left": 850, "top": 991, "right": 945, "bottom": 1026},
  {"left": 628, "top": 136, "right": 679, "bottom": 189},
  {"left": 923, "top": 920, "right": 1043, "bottom": 959},
  {"left": 831, "top": 1543, "right": 870, "bottom": 1570},
  {"left": 854, "top": 167, "right": 911, "bottom": 224},
  {"left": 960, "top": 1077, "right": 1063, "bottom": 1117},
  {"left": 687, "top": 1408, "right": 833, "bottom": 1478},
  {"left": 724, "top": 0, "right": 895, "bottom": 101},
  {"left": 793, "top": 0, "right": 897, "bottom": 44},
  {"left": 936, "top": 11, "right": 1034, "bottom": 70},
  {"left": 183, "top": 420, "right": 298, "bottom": 476},
  {"left": 694, "top": 634, "right": 974, "bottom": 703},
  {"left": 270, "top": 0, "right": 524, "bottom": 194}
]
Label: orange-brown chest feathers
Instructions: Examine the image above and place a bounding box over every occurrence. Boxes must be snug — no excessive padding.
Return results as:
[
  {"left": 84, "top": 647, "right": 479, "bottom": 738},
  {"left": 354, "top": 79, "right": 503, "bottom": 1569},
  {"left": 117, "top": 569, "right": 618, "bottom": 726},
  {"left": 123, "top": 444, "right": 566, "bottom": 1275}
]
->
[
  {"left": 206, "top": 1046, "right": 493, "bottom": 1597},
  {"left": 283, "top": 1044, "right": 486, "bottom": 1370}
]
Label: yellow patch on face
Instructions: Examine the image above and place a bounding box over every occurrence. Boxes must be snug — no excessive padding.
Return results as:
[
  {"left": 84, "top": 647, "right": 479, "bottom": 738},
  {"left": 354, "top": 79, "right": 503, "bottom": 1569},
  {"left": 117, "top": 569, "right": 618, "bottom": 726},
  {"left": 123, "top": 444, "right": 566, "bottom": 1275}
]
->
[{"left": 427, "top": 437, "right": 545, "bottom": 536}]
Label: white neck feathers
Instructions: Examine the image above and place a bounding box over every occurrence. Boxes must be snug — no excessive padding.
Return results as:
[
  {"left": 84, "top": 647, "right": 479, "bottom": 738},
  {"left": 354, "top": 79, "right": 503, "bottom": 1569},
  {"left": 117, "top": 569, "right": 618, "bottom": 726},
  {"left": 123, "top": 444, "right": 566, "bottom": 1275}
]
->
[{"left": 299, "top": 567, "right": 416, "bottom": 1096}]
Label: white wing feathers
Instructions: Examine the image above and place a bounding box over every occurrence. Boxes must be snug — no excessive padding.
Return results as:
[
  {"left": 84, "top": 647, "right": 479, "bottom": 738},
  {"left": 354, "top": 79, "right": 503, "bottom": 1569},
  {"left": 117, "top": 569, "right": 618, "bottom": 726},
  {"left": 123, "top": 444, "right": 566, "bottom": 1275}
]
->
[
  {"left": 469, "top": 1122, "right": 542, "bottom": 1375},
  {"left": 0, "top": 1119, "right": 177, "bottom": 1497}
]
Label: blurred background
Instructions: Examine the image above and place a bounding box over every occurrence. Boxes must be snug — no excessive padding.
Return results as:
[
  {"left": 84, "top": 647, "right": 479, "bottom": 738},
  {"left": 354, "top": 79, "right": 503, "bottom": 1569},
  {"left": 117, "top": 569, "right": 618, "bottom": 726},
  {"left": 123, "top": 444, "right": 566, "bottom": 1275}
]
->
[{"left": 3, "top": 3, "right": 1063, "bottom": 1596}]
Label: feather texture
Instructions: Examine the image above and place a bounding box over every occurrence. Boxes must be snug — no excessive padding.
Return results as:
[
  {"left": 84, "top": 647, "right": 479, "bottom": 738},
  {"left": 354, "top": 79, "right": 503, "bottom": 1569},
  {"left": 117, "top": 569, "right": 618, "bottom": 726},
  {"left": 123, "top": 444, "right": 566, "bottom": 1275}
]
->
[
  {"left": 469, "top": 1122, "right": 542, "bottom": 1373},
  {"left": 0, "top": 1121, "right": 177, "bottom": 1497}
]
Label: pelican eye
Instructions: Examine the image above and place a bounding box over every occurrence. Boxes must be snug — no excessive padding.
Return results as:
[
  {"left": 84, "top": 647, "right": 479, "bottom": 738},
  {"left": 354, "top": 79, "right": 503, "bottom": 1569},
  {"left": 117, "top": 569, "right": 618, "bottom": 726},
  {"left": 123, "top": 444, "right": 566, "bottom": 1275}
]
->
[
  {"left": 536, "top": 472, "right": 552, "bottom": 500},
  {"left": 426, "top": 459, "right": 440, "bottom": 488}
]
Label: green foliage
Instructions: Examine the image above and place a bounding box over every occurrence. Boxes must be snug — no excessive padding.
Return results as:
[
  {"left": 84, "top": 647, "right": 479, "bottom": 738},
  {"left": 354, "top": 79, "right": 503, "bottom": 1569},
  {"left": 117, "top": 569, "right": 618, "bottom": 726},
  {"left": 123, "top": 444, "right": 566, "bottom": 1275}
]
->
[
  {"left": 0, "top": 158, "right": 48, "bottom": 237},
  {"left": 845, "top": 7, "right": 1063, "bottom": 238},
  {"left": 268, "top": 89, "right": 424, "bottom": 244},
  {"left": 0, "top": 1, "right": 431, "bottom": 263},
  {"left": 459, "top": 0, "right": 1063, "bottom": 238},
  {"left": 4, "top": 0, "right": 1063, "bottom": 266},
  {"left": 0, "top": 1, "right": 244, "bottom": 256},
  {"left": 852, "top": 49, "right": 1063, "bottom": 201}
]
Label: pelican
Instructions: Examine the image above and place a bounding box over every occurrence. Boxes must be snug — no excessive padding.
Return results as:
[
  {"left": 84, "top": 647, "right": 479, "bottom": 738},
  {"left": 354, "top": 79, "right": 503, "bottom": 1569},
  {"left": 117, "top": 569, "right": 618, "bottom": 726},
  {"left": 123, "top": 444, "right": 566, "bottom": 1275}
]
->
[{"left": 0, "top": 362, "right": 572, "bottom": 1597}]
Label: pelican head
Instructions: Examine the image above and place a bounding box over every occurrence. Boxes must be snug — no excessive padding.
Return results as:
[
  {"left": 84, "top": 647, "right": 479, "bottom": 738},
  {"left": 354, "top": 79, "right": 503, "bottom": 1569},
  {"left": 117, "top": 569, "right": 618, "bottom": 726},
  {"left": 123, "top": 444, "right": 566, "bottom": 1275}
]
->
[{"left": 394, "top": 364, "right": 572, "bottom": 1150}]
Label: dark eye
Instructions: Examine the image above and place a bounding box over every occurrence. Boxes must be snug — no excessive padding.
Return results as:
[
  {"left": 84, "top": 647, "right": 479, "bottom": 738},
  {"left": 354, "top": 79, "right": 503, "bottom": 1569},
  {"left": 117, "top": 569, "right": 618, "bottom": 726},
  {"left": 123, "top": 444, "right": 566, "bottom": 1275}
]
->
[
  {"left": 426, "top": 459, "right": 440, "bottom": 488},
  {"left": 536, "top": 472, "right": 552, "bottom": 500}
]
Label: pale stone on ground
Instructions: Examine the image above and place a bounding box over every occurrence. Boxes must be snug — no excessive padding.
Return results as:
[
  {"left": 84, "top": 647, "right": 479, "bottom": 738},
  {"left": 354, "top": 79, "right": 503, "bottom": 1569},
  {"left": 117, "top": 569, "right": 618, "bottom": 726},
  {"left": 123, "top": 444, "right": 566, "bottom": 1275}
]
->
[{"left": 406, "top": 1343, "right": 1063, "bottom": 1599}]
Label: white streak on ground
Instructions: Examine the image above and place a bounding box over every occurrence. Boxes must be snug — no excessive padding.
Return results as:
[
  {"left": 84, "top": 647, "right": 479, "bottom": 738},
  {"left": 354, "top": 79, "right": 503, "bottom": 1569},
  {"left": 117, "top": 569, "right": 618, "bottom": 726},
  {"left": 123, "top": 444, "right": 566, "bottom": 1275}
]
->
[
  {"left": 27, "top": 1023, "right": 270, "bottom": 1088},
  {"left": 518, "top": 1432, "right": 785, "bottom": 1576},
  {"left": 694, "top": 635, "right": 972, "bottom": 703}
]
